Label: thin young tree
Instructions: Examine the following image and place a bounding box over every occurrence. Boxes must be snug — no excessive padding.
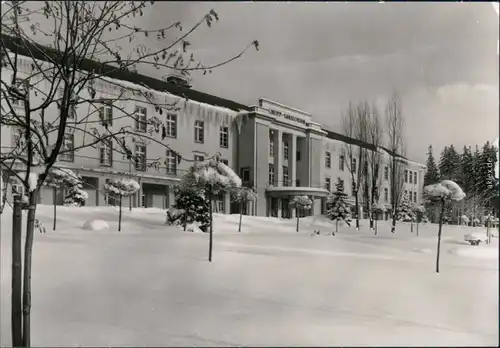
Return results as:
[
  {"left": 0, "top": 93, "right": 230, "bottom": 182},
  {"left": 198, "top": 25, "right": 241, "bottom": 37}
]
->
[
  {"left": 385, "top": 91, "right": 406, "bottom": 233},
  {"left": 1, "top": 1, "right": 258, "bottom": 345},
  {"left": 232, "top": 187, "right": 258, "bottom": 232},
  {"left": 182, "top": 156, "right": 241, "bottom": 262},
  {"left": 291, "top": 195, "right": 313, "bottom": 232},
  {"left": 424, "top": 180, "right": 465, "bottom": 273},
  {"left": 325, "top": 178, "right": 352, "bottom": 234},
  {"left": 104, "top": 177, "right": 140, "bottom": 231}
]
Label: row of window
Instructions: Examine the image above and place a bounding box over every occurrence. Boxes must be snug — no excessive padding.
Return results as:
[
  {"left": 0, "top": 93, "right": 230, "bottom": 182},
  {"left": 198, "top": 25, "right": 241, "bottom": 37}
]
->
[
  {"left": 268, "top": 165, "right": 297, "bottom": 187},
  {"left": 269, "top": 138, "right": 296, "bottom": 161},
  {"left": 58, "top": 134, "right": 228, "bottom": 174},
  {"left": 194, "top": 120, "right": 229, "bottom": 148},
  {"left": 404, "top": 170, "right": 418, "bottom": 185}
]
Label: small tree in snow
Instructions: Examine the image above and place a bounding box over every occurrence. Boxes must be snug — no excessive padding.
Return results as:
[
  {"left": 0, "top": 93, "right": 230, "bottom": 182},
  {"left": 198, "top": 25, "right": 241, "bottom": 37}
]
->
[
  {"left": 44, "top": 168, "right": 82, "bottom": 230},
  {"left": 412, "top": 204, "right": 425, "bottom": 236},
  {"left": 290, "top": 195, "right": 313, "bottom": 232},
  {"left": 170, "top": 183, "right": 210, "bottom": 232},
  {"left": 460, "top": 215, "right": 470, "bottom": 226},
  {"left": 371, "top": 202, "right": 386, "bottom": 235},
  {"left": 104, "top": 178, "right": 140, "bottom": 232},
  {"left": 231, "top": 187, "right": 258, "bottom": 232},
  {"left": 182, "top": 157, "right": 241, "bottom": 262},
  {"left": 325, "top": 178, "right": 352, "bottom": 233},
  {"left": 397, "top": 192, "right": 416, "bottom": 223},
  {"left": 63, "top": 173, "right": 88, "bottom": 207},
  {"left": 424, "top": 180, "right": 466, "bottom": 273}
]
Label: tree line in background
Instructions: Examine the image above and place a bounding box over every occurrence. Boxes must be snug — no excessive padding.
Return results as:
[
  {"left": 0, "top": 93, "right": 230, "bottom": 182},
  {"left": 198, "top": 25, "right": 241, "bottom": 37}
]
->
[{"left": 424, "top": 142, "right": 499, "bottom": 225}]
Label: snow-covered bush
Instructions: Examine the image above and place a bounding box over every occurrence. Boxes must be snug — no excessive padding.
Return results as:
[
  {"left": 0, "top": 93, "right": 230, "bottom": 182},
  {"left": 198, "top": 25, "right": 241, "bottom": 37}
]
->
[
  {"left": 461, "top": 215, "right": 470, "bottom": 226},
  {"left": 325, "top": 178, "right": 352, "bottom": 228},
  {"left": 104, "top": 178, "right": 140, "bottom": 197},
  {"left": 397, "top": 193, "right": 416, "bottom": 222},
  {"left": 171, "top": 185, "right": 210, "bottom": 232},
  {"left": 291, "top": 195, "right": 313, "bottom": 211},
  {"left": 231, "top": 187, "right": 258, "bottom": 232}
]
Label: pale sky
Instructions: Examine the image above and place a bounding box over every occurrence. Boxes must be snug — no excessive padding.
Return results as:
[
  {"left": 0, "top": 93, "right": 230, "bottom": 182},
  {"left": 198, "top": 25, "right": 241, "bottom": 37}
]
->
[
  {"left": 135, "top": 2, "right": 499, "bottom": 163},
  {"left": 6, "top": 1, "right": 500, "bottom": 164}
]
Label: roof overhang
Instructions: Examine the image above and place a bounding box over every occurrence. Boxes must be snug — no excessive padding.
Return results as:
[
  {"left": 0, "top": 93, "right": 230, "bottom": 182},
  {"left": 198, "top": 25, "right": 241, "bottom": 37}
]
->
[{"left": 266, "top": 186, "right": 330, "bottom": 198}]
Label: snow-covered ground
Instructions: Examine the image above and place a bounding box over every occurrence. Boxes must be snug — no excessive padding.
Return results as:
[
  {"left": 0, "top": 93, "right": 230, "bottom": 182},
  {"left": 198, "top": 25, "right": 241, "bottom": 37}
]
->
[{"left": 1, "top": 205, "right": 498, "bottom": 346}]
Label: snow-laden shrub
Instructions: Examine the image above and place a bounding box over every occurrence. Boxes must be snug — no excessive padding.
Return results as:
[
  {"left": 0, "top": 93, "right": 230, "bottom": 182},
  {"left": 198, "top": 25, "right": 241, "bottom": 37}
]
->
[
  {"left": 45, "top": 168, "right": 77, "bottom": 187},
  {"left": 291, "top": 195, "right": 313, "bottom": 210},
  {"left": 184, "top": 158, "right": 242, "bottom": 194},
  {"left": 82, "top": 219, "right": 109, "bottom": 231},
  {"left": 232, "top": 187, "right": 258, "bottom": 204},
  {"left": 461, "top": 215, "right": 470, "bottom": 225},
  {"left": 104, "top": 178, "right": 140, "bottom": 197},
  {"left": 171, "top": 185, "right": 210, "bottom": 232},
  {"left": 397, "top": 193, "right": 416, "bottom": 222},
  {"left": 424, "top": 180, "right": 466, "bottom": 201}
]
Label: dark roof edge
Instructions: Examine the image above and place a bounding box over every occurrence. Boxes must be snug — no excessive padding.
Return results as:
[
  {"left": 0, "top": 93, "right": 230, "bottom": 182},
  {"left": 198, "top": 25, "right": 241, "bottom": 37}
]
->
[{"left": 1, "top": 34, "right": 251, "bottom": 112}]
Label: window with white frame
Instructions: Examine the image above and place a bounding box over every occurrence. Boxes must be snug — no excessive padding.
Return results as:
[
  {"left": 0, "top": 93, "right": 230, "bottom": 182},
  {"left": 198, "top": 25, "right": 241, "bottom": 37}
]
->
[
  {"left": 269, "top": 135, "right": 275, "bottom": 158},
  {"left": 219, "top": 126, "right": 229, "bottom": 148},
  {"left": 283, "top": 141, "right": 289, "bottom": 161},
  {"left": 99, "top": 103, "right": 113, "bottom": 126},
  {"left": 220, "top": 159, "right": 229, "bottom": 166},
  {"left": 135, "top": 106, "right": 147, "bottom": 132},
  {"left": 405, "top": 190, "right": 408, "bottom": 198},
  {"left": 194, "top": 154, "right": 204, "bottom": 162},
  {"left": 409, "top": 170, "right": 413, "bottom": 184},
  {"left": 325, "top": 151, "right": 331, "bottom": 168},
  {"left": 268, "top": 164, "right": 275, "bottom": 185},
  {"left": 194, "top": 120, "right": 204, "bottom": 143},
  {"left": 339, "top": 152, "right": 345, "bottom": 171},
  {"left": 413, "top": 191, "right": 417, "bottom": 203},
  {"left": 352, "top": 180, "right": 357, "bottom": 195},
  {"left": 384, "top": 188, "right": 388, "bottom": 202},
  {"left": 12, "top": 183, "right": 24, "bottom": 197},
  {"left": 135, "top": 144, "right": 146, "bottom": 171},
  {"left": 352, "top": 158, "right": 357, "bottom": 173},
  {"left": 59, "top": 134, "right": 74, "bottom": 162},
  {"left": 99, "top": 138, "right": 113, "bottom": 166},
  {"left": 325, "top": 177, "right": 331, "bottom": 192},
  {"left": 384, "top": 166, "right": 389, "bottom": 180},
  {"left": 11, "top": 78, "right": 28, "bottom": 108},
  {"left": 166, "top": 113, "right": 177, "bottom": 138},
  {"left": 166, "top": 150, "right": 177, "bottom": 175},
  {"left": 12, "top": 127, "right": 26, "bottom": 155},
  {"left": 413, "top": 172, "right": 417, "bottom": 185},
  {"left": 283, "top": 166, "right": 289, "bottom": 187},
  {"left": 404, "top": 170, "right": 408, "bottom": 183}
]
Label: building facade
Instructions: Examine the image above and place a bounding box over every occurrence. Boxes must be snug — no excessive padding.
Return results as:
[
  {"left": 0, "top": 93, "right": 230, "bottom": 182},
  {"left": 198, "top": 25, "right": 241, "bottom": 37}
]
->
[{"left": 1, "top": 46, "right": 426, "bottom": 217}]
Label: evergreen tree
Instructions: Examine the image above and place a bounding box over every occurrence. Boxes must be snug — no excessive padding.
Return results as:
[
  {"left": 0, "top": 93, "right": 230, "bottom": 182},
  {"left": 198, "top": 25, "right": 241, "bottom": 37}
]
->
[
  {"left": 439, "top": 145, "right": 460, "bottom": 181},
  {"left": 172, "top": 185, "right": 211, "bottom": 233},
  {"left": 63, "top": 176, "right": 88, "bottom": 206},
  {"left": 396, "top": 192, "right": 416, "bottom": 222},
  {"left": 424, "top": 145, "right": 440, "bottom": 186},
  {"left": 325, "top": 178, "right": 352, "bottom": 232},
  {"left": 478, "top": 142, "right": 498, "bottom": 214}
]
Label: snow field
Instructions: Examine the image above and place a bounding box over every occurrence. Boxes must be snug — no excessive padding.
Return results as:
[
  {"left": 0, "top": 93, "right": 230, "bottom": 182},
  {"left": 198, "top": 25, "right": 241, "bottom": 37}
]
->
[{"left": 0, "top": 205, "right": 498, "bottom": 346}]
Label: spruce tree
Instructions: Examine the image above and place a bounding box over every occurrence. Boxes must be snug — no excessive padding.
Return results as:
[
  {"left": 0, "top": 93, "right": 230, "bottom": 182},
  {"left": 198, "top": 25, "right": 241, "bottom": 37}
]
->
[
  {"left": 396, "top": 192, "right": 416, "bottom": 222},
  {"left": 325, "top": 178, "right": 352, "bottom": 232},
  {"left": 424, "top": 145, "right": 440, "bottom": 186}
]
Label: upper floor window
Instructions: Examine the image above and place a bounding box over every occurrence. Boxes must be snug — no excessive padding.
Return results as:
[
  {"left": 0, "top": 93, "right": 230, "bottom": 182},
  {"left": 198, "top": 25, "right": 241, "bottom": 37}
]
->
[
  {"left": 59, "top": 87, "right": 77, "bottom": 119},
  {"left": 339, "top": 153, "right": 345, "bottom": 171},
  {"left": 413, "top": 191, "right": 417, "bottom": 203},
  {"left": 384, "top": 166, "right": 389, "bottom": 180},
  {"left": 283, "top": 166, "right": 289, "bottom": 187},
  {"left": 194, "top": 154, "right": 205, "bottom": 162},
  {"left": 352, "top": 158, "right": 357, "bottom": 173},
  {"left": 166, "top": 149, "right": 177, "bottom": 175},
  {"left": 219, "top": 126, "right": 229, "bottom": 148},
  {"left": 166, "top": 113, "right": 177, "bottom": 138},
  {"left": 325, "top": 177, "right": 331, "bottom": 192},
  {"left": 283, "top": 141, "right": 289, "bottom": 161},
  {"left": 99, "top": 103, "right": 113, "bottom": 127},
  {"left": 409, "top": 170, "right": 413, "bottom": 184},
  {"left": 325, "top": 151, "right": 331, "bottom": 168},
  {"left": 59, "top": 134, "right": 74, "bottom": 162},
  {"left": 352, "top": 180, "right": 357, "bottom": 195},
  {"left": 404, "top": 170, "right": 408, "bottom": 183},
  {"left": 269, "top": 136, "right": 275, "bottom": 157},
  {"left": 99, "top": 138, "right": 112, "bottom": 167},
  {"left": 11, "top": 78, "right": 28, "bottom": 108},
  {"left": 135, "top": 144, "right": 147, "bottom": 171},
  {"left": 268, "top": 164, "right": 275, "bottom": 186},
  {"left": 194, "top": 120, "right": 204, "bottom": 143},
  {"left": 135, "top": 106, "right": 147, "bottom": 132},
  {"left": 413, "top": 172, "right": 417, "bottom": 185},
  {"left": 384, "top": 188, "right": 388, "bottom": 202}
]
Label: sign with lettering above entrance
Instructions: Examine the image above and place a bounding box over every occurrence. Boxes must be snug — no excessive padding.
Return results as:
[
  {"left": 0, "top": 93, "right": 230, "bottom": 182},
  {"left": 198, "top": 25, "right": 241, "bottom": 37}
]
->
[{"left": 258, "top": 98, "right": 311, "bottom": 126}]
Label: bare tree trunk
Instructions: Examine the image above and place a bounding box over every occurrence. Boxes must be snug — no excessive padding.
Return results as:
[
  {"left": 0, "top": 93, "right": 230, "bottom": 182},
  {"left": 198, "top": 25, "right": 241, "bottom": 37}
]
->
[
  {"left": 118, "top": 194, "right": 122, "bottom": 232},
  {"left": 411, "top": 220, "right": 413, "bottom": 233},
  {"left": 53, "top": 186, "right": 57, "bottom": 231},
  {"left": 336, "top": 219, "right": 338, "bottom": 233},
  {"left": 354, "top": 193, "right": 360, "bottom": 229},
  {"left": 11, "top": 198, "right": 23, "bottom": 347},
  {"left": 436, "top": 198, "right": 445, "bottom": 274},
  {"left": 208, "top": 189, "right": 213, "bottom": 262},
  {"left": 391, "top": 209, "right": 397, "bottom": 233},
  {"left": 375, "top": 217, "right": 378, "bottom": 235},
  {"left": 23, "top": 189, "right": 39, "bottom": 347}
]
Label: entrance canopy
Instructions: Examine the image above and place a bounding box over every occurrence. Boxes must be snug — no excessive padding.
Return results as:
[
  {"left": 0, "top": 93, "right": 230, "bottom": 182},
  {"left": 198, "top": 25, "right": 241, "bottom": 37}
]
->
[{"left": 266, "top": 186, "right": 330, "bottom": 198}]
